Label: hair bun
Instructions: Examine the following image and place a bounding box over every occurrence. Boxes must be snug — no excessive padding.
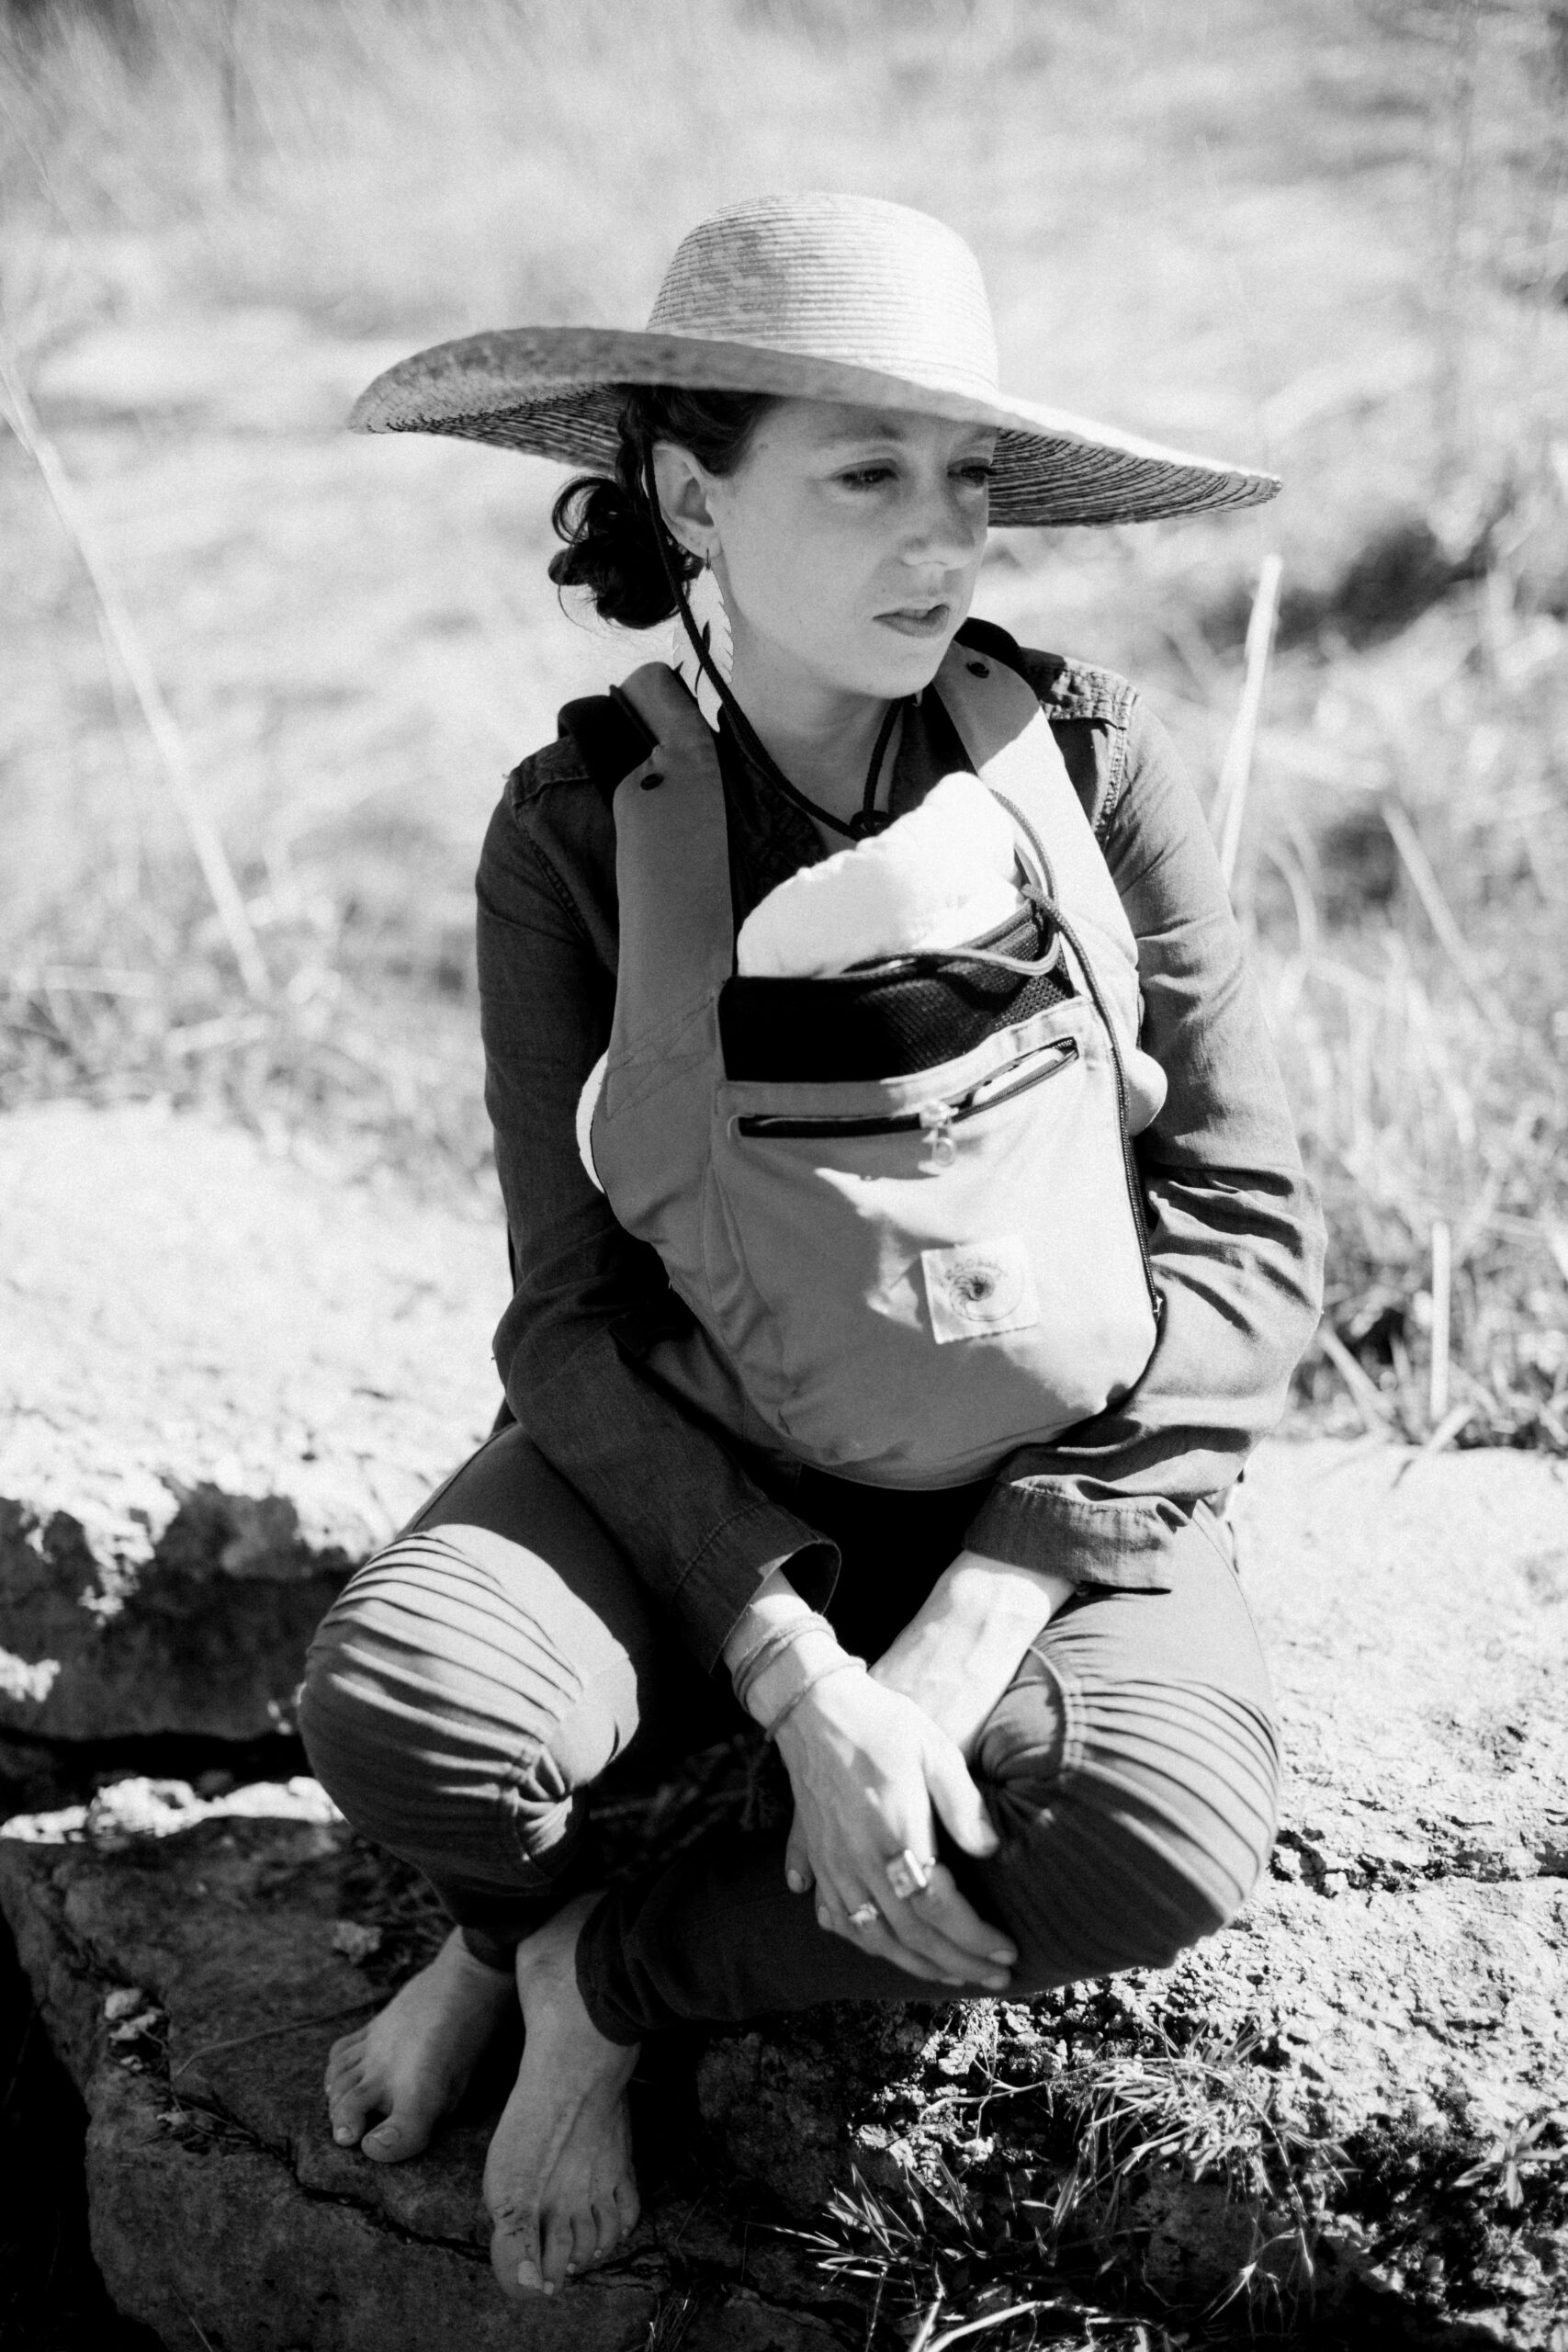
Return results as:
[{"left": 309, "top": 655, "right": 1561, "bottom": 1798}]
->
[
  {"left": 547, "top": 386, "right": 774, "bottom": 631},
  {"left": 547, "top": 473, "right": 674, "bottom": 629}
]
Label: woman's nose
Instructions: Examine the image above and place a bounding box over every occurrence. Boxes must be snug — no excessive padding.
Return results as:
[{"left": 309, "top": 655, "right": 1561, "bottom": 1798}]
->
[{"left": 899, "top": 477, "right": 985, "bottom": 570}]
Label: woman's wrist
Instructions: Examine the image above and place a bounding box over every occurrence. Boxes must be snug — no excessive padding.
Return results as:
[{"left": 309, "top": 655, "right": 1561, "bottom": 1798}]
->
[
  {"left": 873, "top": 1548, "right": 1074, "bottom": 1751},
  {"left": 722, "top": 1562, "right": 815, "bottom": 1671},
  {"left": 758, "top": 1649, "right": 866, "bottom": 1740},
  {"left": 723, "top": 1564, "right": 863, "bottom": 1732}
]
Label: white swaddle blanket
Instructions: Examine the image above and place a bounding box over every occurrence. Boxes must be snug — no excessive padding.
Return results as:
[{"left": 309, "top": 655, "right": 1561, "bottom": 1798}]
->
[
  {"left": 575, "top": 770, "right": 1163, "bottom": 1188},
  {"left": 734, "top": 772, "right": 1023, "bottom": 977}
]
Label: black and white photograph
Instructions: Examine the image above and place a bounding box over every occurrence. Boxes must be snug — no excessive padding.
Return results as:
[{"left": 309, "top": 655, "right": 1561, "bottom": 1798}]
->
[{"left": 2, "top": 4, "right": 1565, "bottom": 2347}]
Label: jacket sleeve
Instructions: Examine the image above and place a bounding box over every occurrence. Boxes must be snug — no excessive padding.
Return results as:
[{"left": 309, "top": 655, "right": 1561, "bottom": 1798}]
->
[
  {"left": 477, "top": 769, "right": 836, "bottom": 1668},
  {"left": 964, "top": 694, "right": 1325, "bottom": 1588}
]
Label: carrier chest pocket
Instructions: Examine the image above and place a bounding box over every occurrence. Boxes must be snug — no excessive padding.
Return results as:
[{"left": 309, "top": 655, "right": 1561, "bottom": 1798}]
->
[
  {"left": 702, "top": 1007, "right": 1156, "bottom": 1472},
  {"left": 734, "top": 1033, "right": 1077, "bottom": 1168}
]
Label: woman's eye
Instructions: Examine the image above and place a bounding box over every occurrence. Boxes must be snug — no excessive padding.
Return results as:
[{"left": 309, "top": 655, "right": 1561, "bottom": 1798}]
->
[
  {"left": 839, "top": 465, "right": 896, "bottom": 489},
  {"left": 955, "top": 462, "right": 995, "bottom": 488}
]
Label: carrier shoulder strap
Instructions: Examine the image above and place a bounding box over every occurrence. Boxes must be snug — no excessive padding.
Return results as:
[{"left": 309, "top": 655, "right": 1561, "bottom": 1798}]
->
[
  {"left": 933, "top": 639, "right": 1138, "bottom": 978},
  {"left": 596, "top": 665, "right": 735, "bottom": 1081}
]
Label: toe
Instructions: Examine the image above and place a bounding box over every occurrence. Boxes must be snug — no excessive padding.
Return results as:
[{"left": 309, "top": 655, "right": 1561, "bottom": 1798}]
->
[
  {"left": 324, "top": 2048, "right": 364, "bottom": 2102},
  {"left": 589, "top": 2196, "right": 622, "bottom": 2265},
  {"left": 613, "top": 2175, "right": 642, "bottom": 2239},
  {"left": 490, "top": 2206, "right": 545, "bottom": 2301},
  {"left": 540, "top": 2210, "right": 575, "bottom": 2292},
  {"left": 325, "top": 2070, "right": 377, "bottom": 2146},
  {"left": 563, "top": 2207, "right": 600, "bottom": 2278},
  {"left": 360, "top": 2095, "right": 440, "bottom": 2164},
  {"left": 325, "top": 2030, "right": 366, "bottom": 2081}
]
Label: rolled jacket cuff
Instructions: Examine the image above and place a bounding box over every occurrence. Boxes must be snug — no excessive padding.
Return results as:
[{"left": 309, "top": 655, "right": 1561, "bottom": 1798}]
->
[
  {"left": 963, "top": 1484, "right": 1185, "bottom": 1591},
  {"left": 671, "top": 1500, "right": 840, "bottom": 1670}
]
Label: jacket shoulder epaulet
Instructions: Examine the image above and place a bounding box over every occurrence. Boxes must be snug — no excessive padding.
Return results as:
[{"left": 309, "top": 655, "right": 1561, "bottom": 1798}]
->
[
  {"left": 954, "top": 618, "right": 1079, "bottom": 708},
  {"left": 558, "top": 692, "right": 659, "bottom": 805}
]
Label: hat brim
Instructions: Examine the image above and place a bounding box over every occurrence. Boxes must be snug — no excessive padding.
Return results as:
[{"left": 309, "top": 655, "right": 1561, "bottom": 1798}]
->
[{"left": 347, "top": 326, "right": 1278, "bottom": 527}]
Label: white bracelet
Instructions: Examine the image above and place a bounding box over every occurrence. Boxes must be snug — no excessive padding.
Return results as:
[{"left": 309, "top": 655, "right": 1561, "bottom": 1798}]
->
[
  {"left": 740, "top": 1623, "right": 851, "bottom": 1725},
  {"left": 761, "top": 1656, "right": 868, "bottom": 1742},
  {"left": 729, "top": 1610, "right": 834, "bottom": 1704}
]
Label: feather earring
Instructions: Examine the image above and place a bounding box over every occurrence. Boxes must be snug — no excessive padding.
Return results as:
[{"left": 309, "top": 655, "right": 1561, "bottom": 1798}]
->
[{"left": 670, "top": 554, "right": 733, "bottom": 729}]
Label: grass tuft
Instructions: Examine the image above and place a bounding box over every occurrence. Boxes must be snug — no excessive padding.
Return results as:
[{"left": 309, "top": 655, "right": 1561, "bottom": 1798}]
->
[{"left": 788, "top": 2017, "right": 1350, "bottom": 2346}]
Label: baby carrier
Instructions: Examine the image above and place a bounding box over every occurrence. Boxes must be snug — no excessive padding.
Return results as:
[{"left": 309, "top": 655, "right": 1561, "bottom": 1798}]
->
[{"left": 581, "top": 629, "right": 1162, "bottom": 1488}]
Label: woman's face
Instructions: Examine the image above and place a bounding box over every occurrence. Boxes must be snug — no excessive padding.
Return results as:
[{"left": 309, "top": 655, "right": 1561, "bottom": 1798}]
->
[{"left": 662, "top": 398, "right": 996, "bottom": 707}]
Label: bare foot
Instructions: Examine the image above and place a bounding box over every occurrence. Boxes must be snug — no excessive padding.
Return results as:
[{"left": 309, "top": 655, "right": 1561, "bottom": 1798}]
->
[
  {"left": 484, "top": 1893, "right": 640, "bottom": 2300},
  {"left": 324, "top": 1926, "right": 515, "bottom": 2162}
]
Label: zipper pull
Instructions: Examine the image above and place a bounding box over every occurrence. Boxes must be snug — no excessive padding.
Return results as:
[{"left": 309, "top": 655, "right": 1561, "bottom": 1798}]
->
[{"left": 915, "top": 1098, "right": 958, "bottom": 1171}]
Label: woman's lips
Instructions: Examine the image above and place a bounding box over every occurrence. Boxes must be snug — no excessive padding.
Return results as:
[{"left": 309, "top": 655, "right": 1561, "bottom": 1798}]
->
[{"left": 875, "top": 603, "right": 953, "bottom": 639}]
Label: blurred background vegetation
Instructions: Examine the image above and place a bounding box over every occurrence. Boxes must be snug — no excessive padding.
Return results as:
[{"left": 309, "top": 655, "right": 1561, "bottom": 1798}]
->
[{"left": 2, "top": 0, "right": 1565, "bottom": 1450}]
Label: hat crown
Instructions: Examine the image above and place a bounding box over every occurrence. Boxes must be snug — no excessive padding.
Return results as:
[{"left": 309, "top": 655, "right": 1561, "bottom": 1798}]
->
[{"left": 646, "top": 194, "right": 1000, "bottom": 402}]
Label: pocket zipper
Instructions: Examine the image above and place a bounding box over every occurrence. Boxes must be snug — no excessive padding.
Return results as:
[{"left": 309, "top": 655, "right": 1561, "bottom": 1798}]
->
[{"left": 734, "top": 1035, "right": 1078, "bottom": 1169}]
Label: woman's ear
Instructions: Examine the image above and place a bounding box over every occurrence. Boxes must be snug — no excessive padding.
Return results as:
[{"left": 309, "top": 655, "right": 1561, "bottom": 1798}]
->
[{"left": 651, "top": 442, "right": 717, "bottom": 563}]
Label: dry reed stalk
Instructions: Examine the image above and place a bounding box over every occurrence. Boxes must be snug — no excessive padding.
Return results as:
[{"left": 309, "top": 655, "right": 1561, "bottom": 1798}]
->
[
  {"left": 1429, "top": 1216, "right": 1452, "bottom": 1424},
  {"left": 924, "top": 2304, "right": 1049, "bottom": 2351},
  {"left": 1315, "top": 1320, "right": 1395, "bottom": 1434},
  {"left": 908, "top": 2293, "right": 946, "bottom": 2352},
  {"left": 1379, "top": 792, "right": 1496, "bottom": 1017},
  {"left": 0, "top": 345, "right": 270, "bottom": 1001},
  {"left": 1212, "top": 551, "right": 1283, "bottom": 897}
]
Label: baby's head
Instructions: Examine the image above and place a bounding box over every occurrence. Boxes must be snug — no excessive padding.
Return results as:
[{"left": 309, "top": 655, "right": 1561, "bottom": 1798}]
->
[{"left": 736, "top": 774, "right": 1023, "bottom": 980}]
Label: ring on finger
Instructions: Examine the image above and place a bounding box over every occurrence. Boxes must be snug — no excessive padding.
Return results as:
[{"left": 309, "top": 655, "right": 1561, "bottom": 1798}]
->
[
  {"left": 847, "top": 1901, "right": 880, "bottom": 1930},
  {"left": 885, "top": 1848, "right": 938, "bottom": 1902}
]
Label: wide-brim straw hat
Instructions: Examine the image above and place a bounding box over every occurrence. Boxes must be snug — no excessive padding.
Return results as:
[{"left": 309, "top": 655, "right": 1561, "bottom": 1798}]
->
[{"left": 350, "top": 193, "right": 1278, "bottom": 528}]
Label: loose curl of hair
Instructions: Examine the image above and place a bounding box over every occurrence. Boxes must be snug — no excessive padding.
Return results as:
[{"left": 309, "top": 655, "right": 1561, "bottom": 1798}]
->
[{"left": 548, "top": 384, "right": 775, "bottom": 629}]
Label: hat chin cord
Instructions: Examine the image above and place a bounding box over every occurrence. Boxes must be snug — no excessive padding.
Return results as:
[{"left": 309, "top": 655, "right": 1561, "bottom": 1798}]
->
[{"left": 641, "top": 456, "right": 898, "bottom": 842}]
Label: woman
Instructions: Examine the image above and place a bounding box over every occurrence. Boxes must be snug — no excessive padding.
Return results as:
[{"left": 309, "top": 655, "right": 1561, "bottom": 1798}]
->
[{"left": 300, "top": 193, "right": 1324, "bottom": 2308}]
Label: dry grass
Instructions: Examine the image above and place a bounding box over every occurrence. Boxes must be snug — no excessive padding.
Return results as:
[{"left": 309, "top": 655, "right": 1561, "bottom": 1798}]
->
[
  {"left": 794, "top": 2015, "right": 1351, "bottom": 2346},
  {"left": 2, "top": 0, "right": 1566, "bottom": 1427}
]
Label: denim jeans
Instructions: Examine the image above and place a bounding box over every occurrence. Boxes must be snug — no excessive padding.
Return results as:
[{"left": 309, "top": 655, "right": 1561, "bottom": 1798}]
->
[{"left": 300, "top": 1423, "right": 1279, "bottom": 2044}]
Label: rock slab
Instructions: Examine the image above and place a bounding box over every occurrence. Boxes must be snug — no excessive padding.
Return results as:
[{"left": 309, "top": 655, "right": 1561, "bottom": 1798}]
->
[
  {"left": 0, "top": 1101, "right": 505, "bottom": 1737},
  {"left": 0, "top": 1776, "right": 842, "bottom": 2352},
  {"left": 3, "top": 1071, "right": 1566, "bottom": 2346},
  {"left": 4, "top": 1440, "right": 1565, "bottom": 2345}
]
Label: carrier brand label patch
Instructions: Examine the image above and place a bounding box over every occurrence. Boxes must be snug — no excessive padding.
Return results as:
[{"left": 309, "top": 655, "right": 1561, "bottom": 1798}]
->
[{"left": 921, "top": 1237, "right": 1041, "bottom": 1344}]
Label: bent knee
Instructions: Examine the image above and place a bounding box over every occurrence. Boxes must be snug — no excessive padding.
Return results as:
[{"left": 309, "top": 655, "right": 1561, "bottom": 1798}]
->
[
  {"left": 299, "top": 1525, "right": 637, "bottom": 1868},
  {"left": 976, "top": 1664, "right": 1280, "bottom": 1986}
]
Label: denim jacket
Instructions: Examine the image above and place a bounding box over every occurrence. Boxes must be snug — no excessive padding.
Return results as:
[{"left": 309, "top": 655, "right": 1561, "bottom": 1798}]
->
[{"left": 477, "top": 635, "right": 1325, "bottom": 1668}]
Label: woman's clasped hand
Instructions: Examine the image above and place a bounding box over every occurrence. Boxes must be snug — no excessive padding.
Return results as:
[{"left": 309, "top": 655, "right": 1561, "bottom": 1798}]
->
[
  {"left": 774, "top": 1667, "right": 1015, "bottom": 1986},
  {"left": 765, "top": 1547, "right": 1075, "bottom": 1989}
]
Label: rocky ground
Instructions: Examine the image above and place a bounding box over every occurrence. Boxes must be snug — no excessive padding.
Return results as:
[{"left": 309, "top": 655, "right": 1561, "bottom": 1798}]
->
[
  {"left": 2, "top": 1102, "right": 1565, "bottom": 2350},
  {"left": 1, "top": 1097, "right": 502, "bottom": 1745}
]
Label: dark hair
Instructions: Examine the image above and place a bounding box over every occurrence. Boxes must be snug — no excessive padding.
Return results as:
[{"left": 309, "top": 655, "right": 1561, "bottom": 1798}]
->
[{"left": 547, "top": 385, "right": 775, "bottom": 629}]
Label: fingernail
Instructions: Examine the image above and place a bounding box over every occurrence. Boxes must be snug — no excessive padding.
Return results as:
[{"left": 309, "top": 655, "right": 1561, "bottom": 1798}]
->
[
  {"left": 817, "top": 1905, "right": 831, "bottom": 1928},
  {"left": 517, "top": 2263, "right": 541, "bottom": 2290},
  {"left": 990, "top": 1947, "right": 1016, "bottom": 1965},
  {"left": 985, "top": 1973, "right": 1010, "bottom": 1991},
  {"left": 786, "top": 1868, "right": 806, "bottom": 1894},
  {"left": 333, "top": 2124, "right": 355, "bottom": 2144}
]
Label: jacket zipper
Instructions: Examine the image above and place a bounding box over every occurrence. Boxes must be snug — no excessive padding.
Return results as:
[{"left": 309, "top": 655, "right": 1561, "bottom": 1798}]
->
[{"left": 734, "top": 1035, "right": 1078, "bottom": 1164}]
